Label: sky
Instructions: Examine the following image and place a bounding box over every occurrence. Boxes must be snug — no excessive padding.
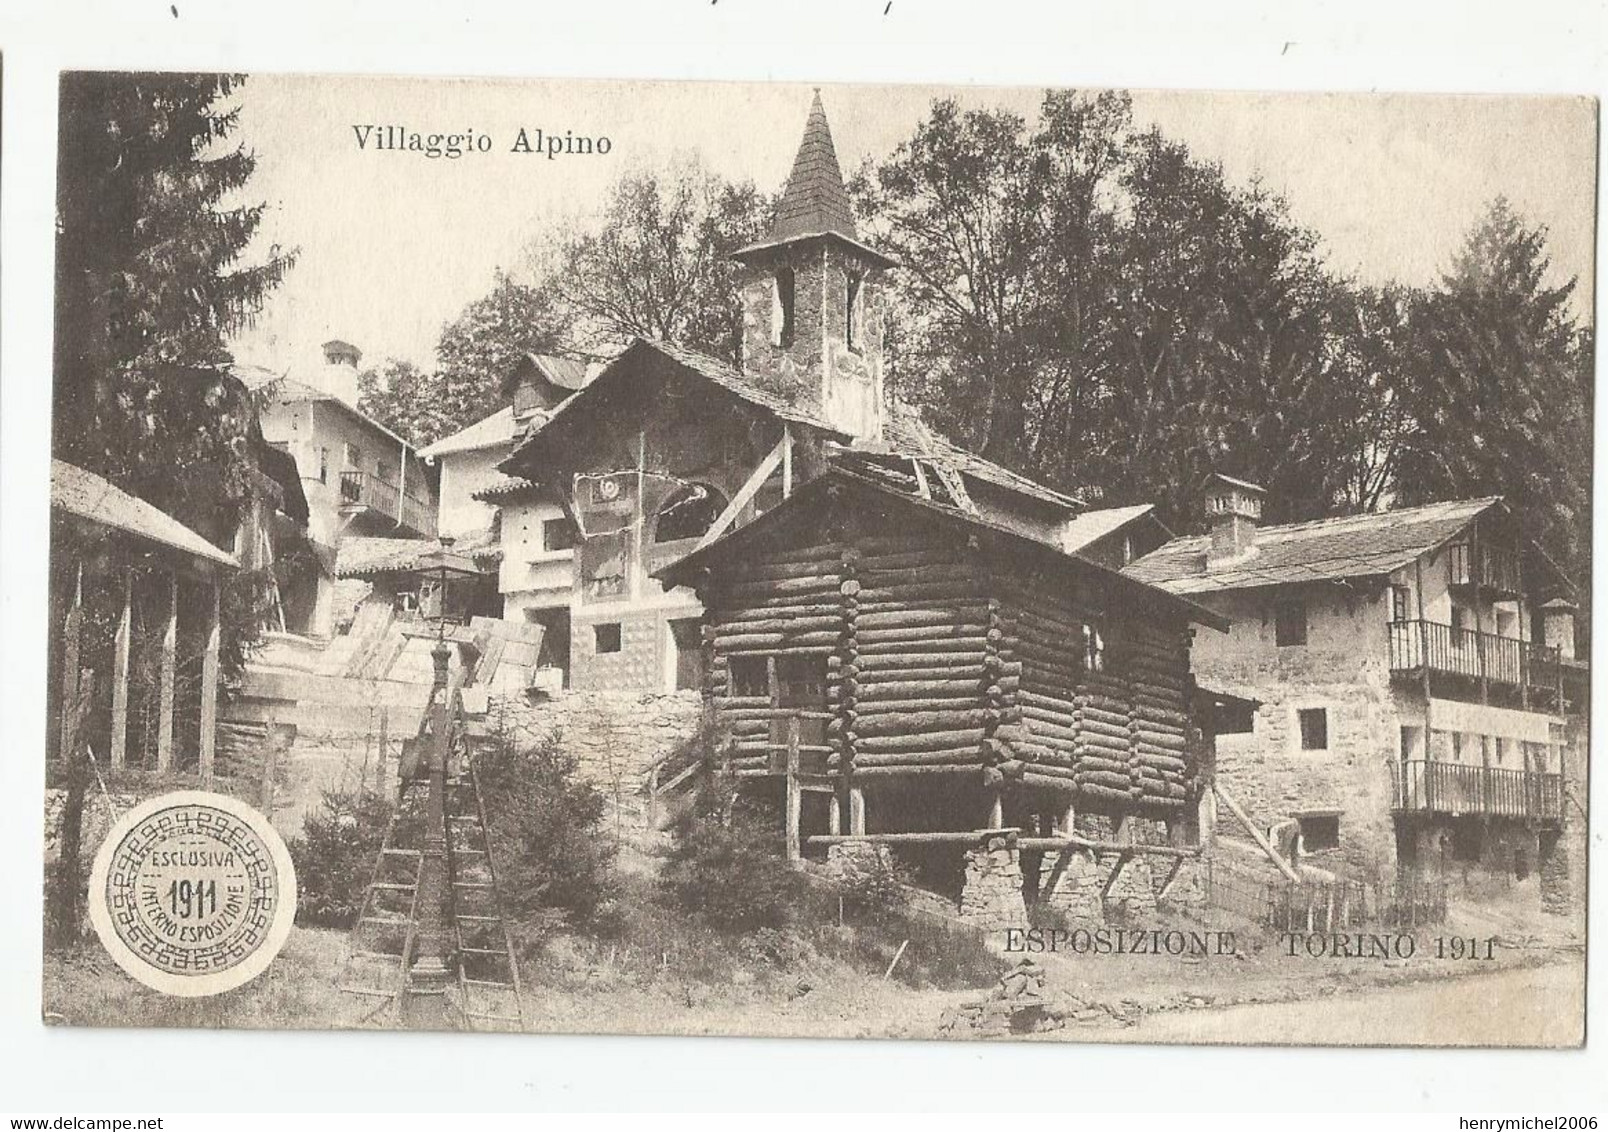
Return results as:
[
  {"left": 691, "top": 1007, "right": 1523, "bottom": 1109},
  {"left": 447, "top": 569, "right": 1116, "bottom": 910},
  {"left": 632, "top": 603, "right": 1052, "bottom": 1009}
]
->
[{"left": 224, "top": 74, "right": 1598, "bottom": 375}]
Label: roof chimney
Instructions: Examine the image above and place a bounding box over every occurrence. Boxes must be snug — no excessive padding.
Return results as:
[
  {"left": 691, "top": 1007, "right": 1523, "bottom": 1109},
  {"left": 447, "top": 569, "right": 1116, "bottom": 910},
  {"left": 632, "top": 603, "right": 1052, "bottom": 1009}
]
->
[
  {"left": 318, "top": 339, "right": 362, "bottom": 409},
  {"left": 1204, "top": 473, "right": 1265, "bottom": 567},
  {"left": 1542, "top": 598, "right": 1578, "bottom": 661}
]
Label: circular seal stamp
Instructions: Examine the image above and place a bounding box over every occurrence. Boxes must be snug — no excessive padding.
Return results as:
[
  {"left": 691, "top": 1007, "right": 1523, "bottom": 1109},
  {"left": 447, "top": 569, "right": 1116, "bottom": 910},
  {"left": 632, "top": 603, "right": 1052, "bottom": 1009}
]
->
[{"left": 88, "top": 791, "right": 297, "bottom": 997}]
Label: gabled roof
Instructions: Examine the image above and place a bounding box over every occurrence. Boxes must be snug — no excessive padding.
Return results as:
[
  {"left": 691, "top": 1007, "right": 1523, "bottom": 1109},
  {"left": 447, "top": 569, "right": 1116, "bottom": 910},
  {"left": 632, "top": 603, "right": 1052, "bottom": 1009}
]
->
[
  {"left": 334, "top": 526, "right": 499, "bottom": 578},
  {"left": 1123, "top": 497, "right": 1504, "bottom": 595},
  {"left": 523, "top": 353, "right": 590, "bottom": 392},
  {"left": 234, "top": 364, "right": 422, "bottom": 454},
  {"left": 1061, "top": 503, "right": 1159, "bottom": 554},
  {"left": 656, "top": 467, "right": 1228, "bottom": 632},
  {"left": 51, "top": 459, "right": 239, "bottom": 569},
  {"left": 420, "top": 406, "right": 519, "bottom": 460},
  {"left": 879, "top": 402, "right": 1084, "bottom": 512},
  {"left": 501, "top": 337, "right": 847, "bottom": 473}
]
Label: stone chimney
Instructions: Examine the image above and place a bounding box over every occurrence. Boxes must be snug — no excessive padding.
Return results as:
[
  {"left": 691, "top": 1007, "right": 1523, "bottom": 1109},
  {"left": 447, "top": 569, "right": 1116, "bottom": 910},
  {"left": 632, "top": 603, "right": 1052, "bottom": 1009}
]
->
[
  {"left": 1542, "top": 598, "right": 1578, "bottom": 661},
  {"left": 1204, "top": 473, "right": 1266, "bottom": 567},
  {"left": 318, "top": 339, "right": 363, "bottom": 409}
]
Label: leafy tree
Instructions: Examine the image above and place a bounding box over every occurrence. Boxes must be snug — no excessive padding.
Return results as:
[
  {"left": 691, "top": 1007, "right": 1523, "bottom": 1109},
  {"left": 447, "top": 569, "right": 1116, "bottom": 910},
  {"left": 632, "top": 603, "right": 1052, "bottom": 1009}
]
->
[
  {"left": 432, "top": 271, "right": 573, "bottom": 445},
  {"left": 355, "top": 274, "right": 571, "bottom": 448},
  {"left": 858, "top": 93, "right": 1372, "bottom": 529},
  {"left": 1394, "top": 198, "right": 1593, "bottom": 596},
  {"left": 289, "top": 788, "right": 394, "bottom": 929},
  {"left": 538, "top": 157, "right": 774, "bottom": 365}
]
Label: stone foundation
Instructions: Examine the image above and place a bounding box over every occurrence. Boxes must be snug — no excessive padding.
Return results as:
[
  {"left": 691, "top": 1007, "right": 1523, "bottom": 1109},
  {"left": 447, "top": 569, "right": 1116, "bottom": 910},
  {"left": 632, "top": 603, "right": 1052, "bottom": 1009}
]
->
[
  {"left": 488, "top": 689, "right": 704, "bottom": 792},
  {"left": 959, "top": 835, "right": 1028, "bottom": 927}
]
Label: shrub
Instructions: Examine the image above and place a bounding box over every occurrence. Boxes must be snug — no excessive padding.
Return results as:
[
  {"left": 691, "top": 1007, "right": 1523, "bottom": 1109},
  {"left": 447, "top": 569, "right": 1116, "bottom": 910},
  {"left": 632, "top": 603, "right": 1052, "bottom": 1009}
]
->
[
  {"left": 473, "top": 729, "right": 617, "bottom": 946},
  {"left": 288, "top": 787, "right": 392, "bottom": 929},
  {"left": 659, "top": 771, "right": 810, "bottom": 933}
]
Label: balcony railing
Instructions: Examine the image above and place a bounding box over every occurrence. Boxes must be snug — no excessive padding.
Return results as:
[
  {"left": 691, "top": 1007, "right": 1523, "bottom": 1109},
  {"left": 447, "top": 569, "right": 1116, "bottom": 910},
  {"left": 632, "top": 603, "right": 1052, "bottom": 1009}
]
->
[
  {"left": 1392, "top": 758, "right": 1562, "bottom": 822},
  {"left": 339, "top": 471, "right": 436, "bottom": 538},
  {"left": 1388, "top": 619, "right": 1559, "bottom": 692},
  {"left": 1447, "top": 542, "right": 1521, "bottom": 596}
]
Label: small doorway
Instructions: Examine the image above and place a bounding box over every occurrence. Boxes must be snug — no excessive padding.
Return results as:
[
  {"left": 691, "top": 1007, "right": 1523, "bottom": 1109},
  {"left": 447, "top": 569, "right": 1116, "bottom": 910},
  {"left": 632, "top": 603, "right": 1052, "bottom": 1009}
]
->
[
  {"left": 668, "top": 618, "right": 705, "bottom": 692},
  {"left": 525, "top": 607, "right": 571, "bottom": 688}
]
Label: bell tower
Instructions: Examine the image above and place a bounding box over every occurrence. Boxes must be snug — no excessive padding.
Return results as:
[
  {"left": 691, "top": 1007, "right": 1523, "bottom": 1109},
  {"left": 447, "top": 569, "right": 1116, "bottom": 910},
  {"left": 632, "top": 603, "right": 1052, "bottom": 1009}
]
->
[{"left": 734, "top": 91, "right": 895, "bottom": 441}]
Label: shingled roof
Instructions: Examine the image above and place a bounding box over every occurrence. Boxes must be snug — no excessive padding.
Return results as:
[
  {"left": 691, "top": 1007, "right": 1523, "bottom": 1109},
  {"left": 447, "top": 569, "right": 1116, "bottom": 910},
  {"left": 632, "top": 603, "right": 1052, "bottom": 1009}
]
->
[
  {"left": 1123, "top": 497, "right": 1503, "bottom": 595},
  {"left": 51, "top": 459, "right": 239, "bottom": 569},
  {"left": 771, "top": 90, "right": 857, "bottom": 243}
]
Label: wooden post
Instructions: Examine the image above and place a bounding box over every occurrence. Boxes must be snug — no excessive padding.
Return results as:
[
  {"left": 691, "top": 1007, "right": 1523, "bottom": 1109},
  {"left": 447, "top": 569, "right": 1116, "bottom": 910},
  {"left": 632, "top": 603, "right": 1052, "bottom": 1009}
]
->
[
  {"left": 828, "top": 796, "right": 842, "bottom": 836},
  {"left": 376, "top": 706, "right": 390, "bottom": 796},
  {"left": 781, "top": 424, "right": 793, "bottom": 498},
  {"left": 109, "top": 569, "right": 132, "bottom": 767},
  {"left": 1197, "top": 784, "right": 1216, "bottom": 847},
  {"left": 260, "top": 714, "right": 278, "bottom": 813},
  {"left": 1060, "top": 799, "right": 1077, "bottom": 838},
  {"left": 199, "top": 579, "right": 221, "bottom": 782},
  {"left": 986, "top": 789, "right": 1003, "bottom": 830},
  {"left": 849, "top": 786, "right": 866, "bottom": 836},
  {"left": 58, "top": 563, "right": 84, "bottom": 765},
  {"left": 157, "top": 574, "right": 178, "bottom": 771},
  {"left": 785, "top": 715, "right": 802, "bottom": 863}
]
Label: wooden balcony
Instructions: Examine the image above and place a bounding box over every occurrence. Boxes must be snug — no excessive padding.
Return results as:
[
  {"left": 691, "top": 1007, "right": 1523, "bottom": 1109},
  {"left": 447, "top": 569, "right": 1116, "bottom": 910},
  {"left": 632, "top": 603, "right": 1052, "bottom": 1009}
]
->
[
  {"left": 1447, "top": 542, "right": 1521, "bottom": 598},
  {"left": 1392, "top": 758, "right": 1562, "bottom": 823},
  {"left": 339, "top": 471, "right": 436, "bottom": 538},
  {"left": 1388, "top": 619, "right": 1560, "bottom": 699}
]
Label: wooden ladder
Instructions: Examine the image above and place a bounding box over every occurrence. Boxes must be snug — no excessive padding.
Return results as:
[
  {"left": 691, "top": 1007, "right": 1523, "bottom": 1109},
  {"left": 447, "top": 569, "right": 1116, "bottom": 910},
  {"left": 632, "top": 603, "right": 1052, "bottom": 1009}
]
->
[{"left": 338, "top": 682, "right": 524, "bottom": 1030}]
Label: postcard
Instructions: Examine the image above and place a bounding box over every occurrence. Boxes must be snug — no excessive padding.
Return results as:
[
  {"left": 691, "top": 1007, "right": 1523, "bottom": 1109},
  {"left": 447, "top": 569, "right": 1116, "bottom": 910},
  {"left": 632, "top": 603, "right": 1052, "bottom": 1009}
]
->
[{"left": 40, "top": 71, "right": 1592, "bottom": 1047}]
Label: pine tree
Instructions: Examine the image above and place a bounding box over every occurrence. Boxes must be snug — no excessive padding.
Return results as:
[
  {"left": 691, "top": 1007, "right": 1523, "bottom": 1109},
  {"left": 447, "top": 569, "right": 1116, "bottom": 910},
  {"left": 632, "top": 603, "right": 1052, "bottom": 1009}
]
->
[{"left": 1395, "top": 198, "right": 1592, "bottom": 597}]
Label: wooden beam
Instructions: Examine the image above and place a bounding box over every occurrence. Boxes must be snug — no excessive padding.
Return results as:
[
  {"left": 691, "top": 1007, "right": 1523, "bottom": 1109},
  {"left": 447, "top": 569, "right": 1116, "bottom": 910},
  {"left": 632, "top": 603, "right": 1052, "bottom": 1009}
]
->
[
  {"left": 1212, "top": 783, "right": 1301, "bottom": 883},
  {"left": 1155, "top": 855, "right": 1187, "bottom": 900},
  {"left": 58, "top": 564, "right": 84, "bottom": 765},
  {"left": 784, "top": 715, "right": 802, "bottom": 863},
  {"left": 110, "top": 570, "right": 132, "bottom": 767},
  {"left": 156, "top": 574, "right": 178, "bottom": 772},
  {"left": 199, "top": 580, "right": 220, "bottom": 782},
  {"left": 695, "top": 436, "right": 787, "bottom": 552},
  {"left": 781, "top": 423, "right": 793, "bottom": 498}
]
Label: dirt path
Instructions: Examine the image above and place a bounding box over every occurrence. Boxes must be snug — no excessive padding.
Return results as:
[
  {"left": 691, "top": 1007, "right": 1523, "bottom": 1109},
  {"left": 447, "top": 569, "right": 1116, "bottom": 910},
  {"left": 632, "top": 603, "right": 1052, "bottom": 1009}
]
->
[{"left": 1075, "top": 958, "right": 1585, "bottom": 1047}]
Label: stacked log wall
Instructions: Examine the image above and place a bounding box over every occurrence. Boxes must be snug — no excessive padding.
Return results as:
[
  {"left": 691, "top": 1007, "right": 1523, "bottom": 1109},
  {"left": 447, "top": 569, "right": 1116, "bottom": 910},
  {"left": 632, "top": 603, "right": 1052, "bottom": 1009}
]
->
[
  {"left": 836, "top": 536, "right": 993, "bottom": 771},
  {"left": 704, "top": 542, "right": 846, "bottom": 775},
  {"left": 1001, "top": 577, "right": 1194, "bottom": 810}
]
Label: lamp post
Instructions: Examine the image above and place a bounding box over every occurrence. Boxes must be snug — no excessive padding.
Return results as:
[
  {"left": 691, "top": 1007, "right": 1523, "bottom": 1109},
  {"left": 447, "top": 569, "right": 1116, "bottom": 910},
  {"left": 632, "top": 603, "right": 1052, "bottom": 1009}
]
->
[{"left": 402, "top": 536, "right": 483, "bottom": 1029}]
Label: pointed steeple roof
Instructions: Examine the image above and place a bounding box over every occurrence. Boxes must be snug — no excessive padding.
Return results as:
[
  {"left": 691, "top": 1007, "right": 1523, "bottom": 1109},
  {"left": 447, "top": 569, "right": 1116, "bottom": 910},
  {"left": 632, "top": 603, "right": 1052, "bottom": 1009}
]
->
[
  {"left": 734, "top": 90, "right": 895, "bottom": 267},
  {"left": 770, "top": 90, "right": 858, "bottom": 243}
]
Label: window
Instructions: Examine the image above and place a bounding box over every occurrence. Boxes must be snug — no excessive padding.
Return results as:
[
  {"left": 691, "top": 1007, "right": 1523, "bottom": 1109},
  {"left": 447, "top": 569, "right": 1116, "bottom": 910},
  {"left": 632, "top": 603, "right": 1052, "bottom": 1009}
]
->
[
  {"left": 1297, "top": 708, "right": 1328, "bottom": 751},
  {"left": 594, "top": 623, "right": 622, "bottom": 654},
  {"left": 654, "top": 483, "right": 728, "bottom": 543},
  {"left": 1390, "top": 584, "right": 1411, "bottom": 624},
  {"left": 1400, "top": 725, "right": 1423, "bottom": 761},
  {"left": 846, "top": 273, "right": 863, "bottom": 351},
  {"left": 1082, "top": 623, "right": 1106, "bottom": 672},
  {"left": 344, "top": 442, "right": 364, "bottom": 470},
  {"left": 317, "top": 447, "right": 329, "bottom": 485},
  {"left": 542, "top": 517, "right": 578, "bottom": 553},
  {"left": 375, "top": 458, "right": 393, "bottom": 484},
  {"left": 772, "top": 267, "right": 796, "bottom": 347},
  {"left": 1275, "top": 599, "right": 1308, "bottom": 647},
  {"left": 1297, "top": 814, "right": 1341, "bottom": 852},
  {"left": 1450, "top": 605, "right": 1467, "bottom": 639},
  {"left": 730, "top": 655, "right": 768, "bottom": 699},
  {"left": 669, "top": 618, "right": 705, "bottom": 692},
  {"left": 1450, "top": 731, "right": 1465, "bottom": 762}
]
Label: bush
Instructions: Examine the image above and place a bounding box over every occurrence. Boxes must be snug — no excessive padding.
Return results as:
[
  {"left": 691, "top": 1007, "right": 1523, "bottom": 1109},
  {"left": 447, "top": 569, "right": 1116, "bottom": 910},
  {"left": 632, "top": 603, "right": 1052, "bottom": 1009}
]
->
[
  {"left": 288, "top": 787, "right": 392, "bottom": 928},
  {"left": 659, "top": 771, "right": 810, "bottom": 933},
  {"left": 473, "top": 729, "right": 618, "bottom": 946}
]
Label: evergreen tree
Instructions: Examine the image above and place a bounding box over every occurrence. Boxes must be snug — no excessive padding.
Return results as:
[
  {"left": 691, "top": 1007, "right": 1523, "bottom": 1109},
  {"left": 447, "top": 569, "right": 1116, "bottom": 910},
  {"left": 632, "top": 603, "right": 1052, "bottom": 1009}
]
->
[{"left": 1395, "top": 198, "right": 1592, "bottom": 596}]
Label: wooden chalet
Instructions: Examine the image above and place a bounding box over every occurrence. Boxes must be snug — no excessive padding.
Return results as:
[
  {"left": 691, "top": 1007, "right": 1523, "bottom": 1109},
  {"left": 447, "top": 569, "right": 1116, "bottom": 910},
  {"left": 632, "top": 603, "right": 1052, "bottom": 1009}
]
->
[{"left": 658, "top": 468, "right": 1229, "bottom": 874}]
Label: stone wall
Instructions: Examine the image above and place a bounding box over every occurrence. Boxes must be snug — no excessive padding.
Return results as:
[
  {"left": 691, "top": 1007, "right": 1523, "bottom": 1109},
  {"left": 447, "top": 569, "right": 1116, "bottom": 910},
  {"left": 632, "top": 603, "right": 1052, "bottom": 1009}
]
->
[
  {"left": 959, "top": 835, "right": 1028, "bottom": 927},
  {"left": 488, "top": 689, "right": 705, "bottom": 793},
  {"left": 1191, "top": 585, "right": 1404, "bottom": 882}
]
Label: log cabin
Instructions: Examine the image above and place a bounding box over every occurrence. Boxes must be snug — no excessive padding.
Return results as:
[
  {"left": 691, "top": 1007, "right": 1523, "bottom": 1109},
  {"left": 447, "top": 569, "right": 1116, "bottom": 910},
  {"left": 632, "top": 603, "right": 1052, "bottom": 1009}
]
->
[{"left": 657, "top": 466, "right": 1231, "bottom": 921}]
